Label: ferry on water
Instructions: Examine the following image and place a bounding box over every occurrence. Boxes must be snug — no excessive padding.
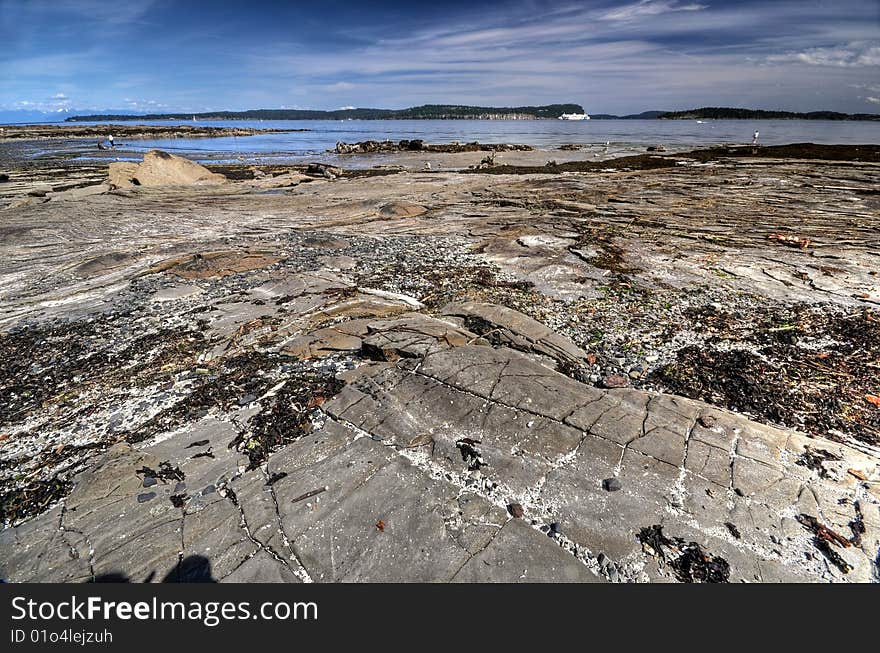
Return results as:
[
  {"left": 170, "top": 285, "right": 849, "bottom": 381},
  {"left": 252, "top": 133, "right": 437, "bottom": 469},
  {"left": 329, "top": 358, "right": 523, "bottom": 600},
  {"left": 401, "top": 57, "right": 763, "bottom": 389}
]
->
[{"left": 558, "top": 113, "right": 590, "bottom": 120}]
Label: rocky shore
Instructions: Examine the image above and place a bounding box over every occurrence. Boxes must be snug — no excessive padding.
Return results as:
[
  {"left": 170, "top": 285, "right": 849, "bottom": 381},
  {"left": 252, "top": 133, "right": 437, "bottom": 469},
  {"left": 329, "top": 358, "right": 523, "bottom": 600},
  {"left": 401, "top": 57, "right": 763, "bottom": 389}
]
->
[
  {"left": 333, "top": 139, "right": 533, "bottom": 154},
  {"left": 0, "top": 124, "right": 300, "bottom": 142},
  {"left": 0, "top": 144, "right": 878, "bottom": 583}
]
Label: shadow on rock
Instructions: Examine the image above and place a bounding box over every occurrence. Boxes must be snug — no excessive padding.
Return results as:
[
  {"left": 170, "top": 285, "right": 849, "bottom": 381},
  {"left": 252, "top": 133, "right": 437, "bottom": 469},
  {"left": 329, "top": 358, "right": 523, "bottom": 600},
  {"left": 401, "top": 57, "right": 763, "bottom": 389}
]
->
[{"left": 88, "top": 555, "right": 217, "bottom": 583}]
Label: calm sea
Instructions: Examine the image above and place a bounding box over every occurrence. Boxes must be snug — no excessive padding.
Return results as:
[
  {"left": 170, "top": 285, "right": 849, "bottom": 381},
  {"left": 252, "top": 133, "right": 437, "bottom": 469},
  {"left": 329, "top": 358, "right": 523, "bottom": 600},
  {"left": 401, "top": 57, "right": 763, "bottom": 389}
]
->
[{"left": 17, "top": 118, "right": 880, "bottom": 164}]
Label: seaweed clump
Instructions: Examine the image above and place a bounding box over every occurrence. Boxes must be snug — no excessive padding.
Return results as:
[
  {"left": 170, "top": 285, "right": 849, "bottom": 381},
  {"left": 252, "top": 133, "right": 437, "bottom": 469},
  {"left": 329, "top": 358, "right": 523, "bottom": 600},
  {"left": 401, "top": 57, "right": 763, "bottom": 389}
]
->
[
  {"left": 0, "top": 478, "right": 72, "bottom": 526},
  {"left": 637, "top": 525, "right": 730, "bottom": 583},
  {"left": 796, "top": 514, "right": 853, "bottom": 574},
  {"left": 652, "top": 306, "right": 880, "bottom": 446},
  {"left": 124, "top": 351, "right": 293, "bottom": 444},
  {"left": 0, "top": 313, "right": 207, "bottom": 427},
  {"left": 230, "top": 369, "right": 345, "bottom": 470}
]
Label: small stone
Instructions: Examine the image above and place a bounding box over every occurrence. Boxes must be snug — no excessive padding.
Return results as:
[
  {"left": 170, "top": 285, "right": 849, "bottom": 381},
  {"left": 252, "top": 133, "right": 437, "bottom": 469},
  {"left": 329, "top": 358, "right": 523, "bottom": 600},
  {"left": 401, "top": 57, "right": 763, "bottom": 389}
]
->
[
  {"left": 608, "top": 566, "right": 620, "bottom": 582},
  {"left": 602, "top": 477, "right": 622, "bottom": 492},
  {"left": 237, "top": 393, "right": 257, "bottom": 406},
  {"left": 549, "top": 522, "right": 561, "bottom": 535},
  {"left": 698, "top": 415, "right": 717, "bottom": 428},
  {"left": 601, "top": 374, "right": 629, "bottom": 389},
  {"left": 136, "top": 492, "right": 156, "bottom": 503},
  {"left": 507, "top": 502, "right": 525, "bottom": 518},
  {"left": 142, "top": 476, "right": 157, "bottom": 488}
]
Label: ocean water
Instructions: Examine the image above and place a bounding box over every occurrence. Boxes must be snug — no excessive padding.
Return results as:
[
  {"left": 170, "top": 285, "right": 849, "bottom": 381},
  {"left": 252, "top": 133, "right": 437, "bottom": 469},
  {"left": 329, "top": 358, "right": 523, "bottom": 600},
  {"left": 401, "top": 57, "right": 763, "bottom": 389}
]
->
[{"left": 16, "top": 118, "right": 880, "bottom": 164}]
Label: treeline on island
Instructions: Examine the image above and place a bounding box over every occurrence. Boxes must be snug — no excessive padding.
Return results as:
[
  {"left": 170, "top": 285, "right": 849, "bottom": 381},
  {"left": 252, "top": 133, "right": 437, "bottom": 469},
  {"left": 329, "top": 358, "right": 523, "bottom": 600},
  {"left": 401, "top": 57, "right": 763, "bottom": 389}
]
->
[
  {"left": 66, "top": 104, "right": 585, "bottom": 122},
  {"left": 659, "top": 107, "right": 880, "bottom": 121},
  {"left": 65, "top": 104, "right": 880, "bottom": 122}
]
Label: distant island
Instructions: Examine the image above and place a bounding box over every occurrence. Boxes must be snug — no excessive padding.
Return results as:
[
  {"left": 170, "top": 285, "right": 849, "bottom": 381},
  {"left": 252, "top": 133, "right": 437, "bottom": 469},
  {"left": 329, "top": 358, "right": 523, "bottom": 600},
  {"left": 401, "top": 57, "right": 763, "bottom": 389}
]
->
[
  {"left": 64, "top": 104, "right": 880, "bottom": 122},
  {"left": 659, "top": 107, "right": 880, "bottom": 121},
  {"left": 66, "top": 104, "right": 585, "bottom": 122}
]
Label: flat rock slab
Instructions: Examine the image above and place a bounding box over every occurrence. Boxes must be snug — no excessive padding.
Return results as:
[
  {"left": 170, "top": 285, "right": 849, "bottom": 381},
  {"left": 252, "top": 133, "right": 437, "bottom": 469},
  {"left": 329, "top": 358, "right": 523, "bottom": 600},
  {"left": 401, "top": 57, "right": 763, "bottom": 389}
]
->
[
  {"left": 150, "top": 250, "right": 281, "bottom": 279},
  {"left": 441, "top": 301, "right": 588, "bottom": 368},
  {"left": 5, "top": 315, "right": 875, "bottom": 583},
  {"left": 327, "top": 326, "right": 880, "bottom": 583}
]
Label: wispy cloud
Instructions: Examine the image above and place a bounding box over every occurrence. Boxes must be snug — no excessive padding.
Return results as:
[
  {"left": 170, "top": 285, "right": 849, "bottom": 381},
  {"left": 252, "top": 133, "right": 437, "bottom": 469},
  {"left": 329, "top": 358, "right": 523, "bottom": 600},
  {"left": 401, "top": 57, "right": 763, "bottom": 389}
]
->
[
  {"left": 768, "top": 40, "right": 880, "bottom": 67},
  {"left": 123, "top": 98, "right": 168, "bottom": 110},
  {"left": 326, "top": 82, "right": 356, "bottom": 91},
  {"left": 597, "top": 0, "right": 706, "bottom": 22}
]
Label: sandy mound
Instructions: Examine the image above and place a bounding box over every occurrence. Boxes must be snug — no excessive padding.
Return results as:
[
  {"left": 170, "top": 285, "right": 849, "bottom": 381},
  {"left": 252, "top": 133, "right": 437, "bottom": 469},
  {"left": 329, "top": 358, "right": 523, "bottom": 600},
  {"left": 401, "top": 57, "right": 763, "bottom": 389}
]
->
[{"left": 109, "top": 150, "right": 227, "bottom": 188}]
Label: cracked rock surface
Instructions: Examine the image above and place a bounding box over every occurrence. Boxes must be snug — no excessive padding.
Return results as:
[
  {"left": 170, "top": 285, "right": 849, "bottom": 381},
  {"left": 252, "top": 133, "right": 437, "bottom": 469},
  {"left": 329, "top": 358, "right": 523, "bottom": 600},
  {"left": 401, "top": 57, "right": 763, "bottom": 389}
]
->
[{"left": 1, "top": 148, "right": 879, "bottom": 582}]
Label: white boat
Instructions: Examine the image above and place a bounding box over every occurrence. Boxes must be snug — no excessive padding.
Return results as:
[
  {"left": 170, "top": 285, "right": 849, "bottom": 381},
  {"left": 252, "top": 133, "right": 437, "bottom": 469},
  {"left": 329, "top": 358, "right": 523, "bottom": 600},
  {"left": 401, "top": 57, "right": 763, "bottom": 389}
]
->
[{"left": 558, "top": 113, "right": 590, "bottom": 120}]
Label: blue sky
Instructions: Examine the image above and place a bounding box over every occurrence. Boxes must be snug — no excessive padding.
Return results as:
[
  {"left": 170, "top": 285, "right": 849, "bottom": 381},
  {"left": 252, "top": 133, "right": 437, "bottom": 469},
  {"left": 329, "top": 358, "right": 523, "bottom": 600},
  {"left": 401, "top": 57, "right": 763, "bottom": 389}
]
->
[{"left": 1, "top": 0, "right": 878, "bottom": 115}]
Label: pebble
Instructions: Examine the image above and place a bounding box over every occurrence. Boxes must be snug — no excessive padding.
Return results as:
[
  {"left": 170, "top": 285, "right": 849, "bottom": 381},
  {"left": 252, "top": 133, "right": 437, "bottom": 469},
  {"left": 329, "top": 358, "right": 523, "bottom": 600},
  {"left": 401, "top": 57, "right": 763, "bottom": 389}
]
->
[
  {"left": 136, "top": 492, "right": 156, "bottom": 503},
  {"left": 142, "top": 476, "right": 157, "bottom": 488},
  {"left": 602, "top": 477, "right": 622, "bottom": 492},
  {"left": 237, "top": 393, "right": 257, "bottom": 406},
  {"left": 698, "top": 415, "right": 717, "bottom": 428},
  {"left": 507, "top": 502, "right": 525, "bottom": 518},
  {"left": 601, "top": 374, "right": 629, "bottom": 389}
]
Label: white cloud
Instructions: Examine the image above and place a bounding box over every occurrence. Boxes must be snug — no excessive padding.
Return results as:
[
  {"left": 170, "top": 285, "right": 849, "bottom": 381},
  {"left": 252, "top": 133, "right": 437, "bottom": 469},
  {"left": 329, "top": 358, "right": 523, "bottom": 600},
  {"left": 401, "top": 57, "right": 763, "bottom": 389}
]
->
[
  {"left": 866, "top": 97, "right": 880, "bottom": 104},
  {"left": 598, "top": 0, "right": 706, "bottom": 22},
  {"left": 123, "top": 98, "right": 168, "bottom": 110},
  {"left": 768, "top": 41, "right": 880, "bottom": 67}
]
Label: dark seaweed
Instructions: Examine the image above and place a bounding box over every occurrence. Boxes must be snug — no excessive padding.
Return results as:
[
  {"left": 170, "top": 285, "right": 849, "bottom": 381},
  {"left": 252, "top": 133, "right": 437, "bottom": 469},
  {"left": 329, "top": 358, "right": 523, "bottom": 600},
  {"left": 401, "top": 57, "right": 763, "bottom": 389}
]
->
[
  {"left": 136, "top": 461, "right": 185, "bottom": 483},
  {"left": 796, "top": 513, "right": 853, "bottom": 574},
  {"left": 0, "top": 478, "right": 72, "bottom": 525},
  {"left": 637, "top": 524, "right": 730, "bottom": 583},
  {"left": 230, "top": 369, "right": 344, "bottom": 470},
  {"left": 796, "top": 446, "right": 842, "bottom": 478},
  {"left": 455, "top": 438, "right": 487, "bottom": 471},
  {"left": 653, "top": 306, "right": 880, "bottom": 446}
]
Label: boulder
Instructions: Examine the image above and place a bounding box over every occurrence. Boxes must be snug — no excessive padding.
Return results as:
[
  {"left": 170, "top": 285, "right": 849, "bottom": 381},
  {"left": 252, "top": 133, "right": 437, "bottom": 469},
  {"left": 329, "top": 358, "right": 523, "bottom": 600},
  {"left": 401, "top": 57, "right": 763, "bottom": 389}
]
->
[
  {"left": 108, "top": 150, "right": 226, "bottom": 188},
  {"left": 306, "top": 163, "right": 342, "bottom": 179},
  {"left": 108, "top": 162, "right": 139, "bottom": 188}
]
